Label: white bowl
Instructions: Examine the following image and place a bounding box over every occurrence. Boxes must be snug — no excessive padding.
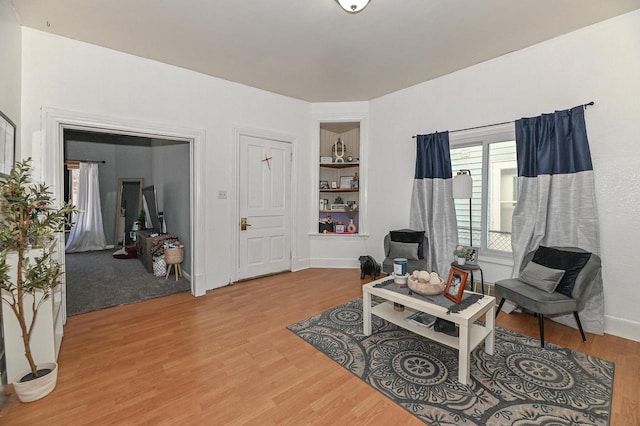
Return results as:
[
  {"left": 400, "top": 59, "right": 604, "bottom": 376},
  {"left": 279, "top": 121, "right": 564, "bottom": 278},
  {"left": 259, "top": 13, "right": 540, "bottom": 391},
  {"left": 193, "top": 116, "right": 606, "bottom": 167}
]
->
[{"left": 407, "top": 275, "right": 445, "bottom": 295}]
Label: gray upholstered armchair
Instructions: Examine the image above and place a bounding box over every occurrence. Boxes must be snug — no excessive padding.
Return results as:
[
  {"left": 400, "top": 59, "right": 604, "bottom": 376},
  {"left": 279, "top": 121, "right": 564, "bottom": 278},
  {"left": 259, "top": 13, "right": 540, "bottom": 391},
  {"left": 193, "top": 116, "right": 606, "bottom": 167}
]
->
[
  {"left": 495, "top": 246, "right": 601, "bottom": 348},
  {"left": 382, "top": 230, "right": 429, "bottom": 275}
]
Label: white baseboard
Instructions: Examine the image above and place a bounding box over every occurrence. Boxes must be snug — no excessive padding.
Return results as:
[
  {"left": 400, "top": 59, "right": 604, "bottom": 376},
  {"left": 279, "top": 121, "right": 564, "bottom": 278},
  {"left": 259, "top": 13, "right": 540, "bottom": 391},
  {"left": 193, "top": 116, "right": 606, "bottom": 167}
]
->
[{"left": 604, "top": 315, "right": 640, "bottom": 342}]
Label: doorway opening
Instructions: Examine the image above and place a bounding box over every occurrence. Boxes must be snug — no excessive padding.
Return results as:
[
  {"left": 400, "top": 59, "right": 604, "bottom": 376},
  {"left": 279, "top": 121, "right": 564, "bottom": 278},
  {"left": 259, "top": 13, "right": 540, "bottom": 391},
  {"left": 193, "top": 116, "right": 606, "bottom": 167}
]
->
[
  {"left": 62, "top": 130, "right": 191, "bottom": 315},
  {"left": 41, "top": 107, "right": 206, "bottom": 320}
]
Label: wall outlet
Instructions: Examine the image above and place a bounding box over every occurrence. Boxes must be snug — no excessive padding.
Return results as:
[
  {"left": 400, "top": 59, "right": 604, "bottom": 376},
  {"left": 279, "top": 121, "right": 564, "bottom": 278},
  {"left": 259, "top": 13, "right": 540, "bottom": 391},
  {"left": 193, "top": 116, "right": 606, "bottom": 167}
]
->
[{"left": 217, "top": 190, "right": 227, "bottom": 199}]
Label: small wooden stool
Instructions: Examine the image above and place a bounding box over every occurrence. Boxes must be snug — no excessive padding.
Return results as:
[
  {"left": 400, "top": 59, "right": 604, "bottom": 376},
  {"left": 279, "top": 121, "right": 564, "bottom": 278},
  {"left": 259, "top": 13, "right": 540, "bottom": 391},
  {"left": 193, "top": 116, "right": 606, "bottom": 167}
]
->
[{"left": 164, "top": 247, "right": 184, "bottom": 281}]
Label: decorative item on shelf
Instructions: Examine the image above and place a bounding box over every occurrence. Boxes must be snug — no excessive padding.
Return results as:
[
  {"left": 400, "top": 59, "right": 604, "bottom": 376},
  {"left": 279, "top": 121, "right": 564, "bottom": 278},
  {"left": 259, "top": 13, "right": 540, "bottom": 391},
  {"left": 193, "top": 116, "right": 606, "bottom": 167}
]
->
[
  {"left": 333, "top": 196, "right": 344, "bottom": 204},
  {"left": 332, "top": 137, "right": 346, "bottom": 163},
  {"left": 352, "top": 171, "right": 359, "bottom": 189},
  {"left": 319, "top": 180, "right": 329, "bottom": 189},
  {"left": 331, "top": 181, "right": 338, "bottom": 189},
  {"left": 320, "top": 156, "right": 333, "bottom": 164},
  {"left": 346, "top": 155, "right": 354, "bottom": 162},
  {"left": 319, "top": 216, "right": 334, "bottom": 233},
  {"left": 335, "top": 223, "right": 345, "bottom": 233},
  {"left": 340, "top": 176, "right": 353, "bottom": 189},
  {"left": 346, "top": 204, "right": 357, "bottom": 233},
  {"left": 331, "top": 204, "right": 348, "bottom": 211},
  {"left": 0, "top": 158, "right": 77, "bottom": 402},
  {"left": 320, "top": 199, "right": 326, "bottom": 210}
]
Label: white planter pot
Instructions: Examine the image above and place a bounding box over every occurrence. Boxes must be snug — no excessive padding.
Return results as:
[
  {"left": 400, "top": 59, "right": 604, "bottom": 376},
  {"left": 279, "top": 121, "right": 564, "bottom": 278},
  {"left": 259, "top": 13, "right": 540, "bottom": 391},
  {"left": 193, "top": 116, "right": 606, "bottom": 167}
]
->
[
  {"left": 456, "top": 257, "right": 466, "bottom": 265},
  {"left": 12, "top": 362, "right": 58, "bottom": 403}
]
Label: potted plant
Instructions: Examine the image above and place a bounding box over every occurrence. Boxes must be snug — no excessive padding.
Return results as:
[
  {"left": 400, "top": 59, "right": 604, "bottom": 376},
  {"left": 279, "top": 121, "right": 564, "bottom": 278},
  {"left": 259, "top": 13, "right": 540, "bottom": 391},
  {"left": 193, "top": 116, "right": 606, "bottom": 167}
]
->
[
  {"left": 0, "top": 158, "right": 76, "bottom": 402},
  {"left": 454, "top": 247, "right": 471, "bottom": 265}
]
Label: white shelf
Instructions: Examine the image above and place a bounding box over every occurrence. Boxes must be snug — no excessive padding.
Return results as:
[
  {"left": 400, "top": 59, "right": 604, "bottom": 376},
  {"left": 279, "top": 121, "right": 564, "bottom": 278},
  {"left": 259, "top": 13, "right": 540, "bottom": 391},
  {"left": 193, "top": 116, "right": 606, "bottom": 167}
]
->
[{"left": 372, "top": 301, "right": 491, "bottom": 351}]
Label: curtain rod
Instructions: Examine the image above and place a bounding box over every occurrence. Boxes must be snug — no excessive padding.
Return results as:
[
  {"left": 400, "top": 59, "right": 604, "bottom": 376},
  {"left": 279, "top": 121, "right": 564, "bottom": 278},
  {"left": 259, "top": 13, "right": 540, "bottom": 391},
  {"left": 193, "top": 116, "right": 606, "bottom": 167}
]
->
[
  {"left": 412, "top": 101, "right": 594, "bottom": 138},
  {"left": 64, "top": 160, "right": 106, "bottom": 164}
]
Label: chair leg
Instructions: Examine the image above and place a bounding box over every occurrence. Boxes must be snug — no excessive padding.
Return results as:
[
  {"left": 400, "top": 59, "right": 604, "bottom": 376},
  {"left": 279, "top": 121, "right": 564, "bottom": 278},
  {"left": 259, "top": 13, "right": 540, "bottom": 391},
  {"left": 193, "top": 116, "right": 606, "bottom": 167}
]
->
[
  {"left": 538, "top": 314, "right": 545, "bottom": 348},
  {"left": 495, "top": 298, "right": 506, "bottom": 318},
  {"left": 573, "top": 312, "right": 587, "bottom": 342}
]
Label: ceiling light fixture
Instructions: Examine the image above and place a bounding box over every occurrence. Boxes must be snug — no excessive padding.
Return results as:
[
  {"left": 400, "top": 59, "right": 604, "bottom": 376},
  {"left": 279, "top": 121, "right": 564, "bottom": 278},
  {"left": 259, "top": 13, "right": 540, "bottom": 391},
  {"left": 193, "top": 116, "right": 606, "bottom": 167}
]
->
[{"left": 336, "top": 0, "right": 370, "bottom": 14}]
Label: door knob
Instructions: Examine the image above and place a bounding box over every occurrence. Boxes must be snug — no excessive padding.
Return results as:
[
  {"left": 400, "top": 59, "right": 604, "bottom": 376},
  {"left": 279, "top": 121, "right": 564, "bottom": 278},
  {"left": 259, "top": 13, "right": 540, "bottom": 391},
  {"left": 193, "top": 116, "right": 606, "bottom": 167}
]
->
[{"left": 240, "top": 217, "right": 251, "bottom": 231}]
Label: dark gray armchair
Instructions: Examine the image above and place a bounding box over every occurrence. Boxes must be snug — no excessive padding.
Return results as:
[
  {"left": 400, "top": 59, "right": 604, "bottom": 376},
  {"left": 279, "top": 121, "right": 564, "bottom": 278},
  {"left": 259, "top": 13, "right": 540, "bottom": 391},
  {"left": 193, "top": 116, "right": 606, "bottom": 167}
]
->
[
  {"left": 382, "top": 231, "right": 429, "bottom": 275},
  {"left": 495, "top": 246, "right": 601, "bottom": 348}
]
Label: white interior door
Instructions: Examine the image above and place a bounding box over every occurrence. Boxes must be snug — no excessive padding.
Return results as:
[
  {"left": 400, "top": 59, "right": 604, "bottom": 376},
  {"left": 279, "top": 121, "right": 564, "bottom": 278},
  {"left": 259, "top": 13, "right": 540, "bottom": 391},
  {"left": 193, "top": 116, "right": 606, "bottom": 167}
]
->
[{"left": 239, "top": 135, "right": 292, "bottom": 280}]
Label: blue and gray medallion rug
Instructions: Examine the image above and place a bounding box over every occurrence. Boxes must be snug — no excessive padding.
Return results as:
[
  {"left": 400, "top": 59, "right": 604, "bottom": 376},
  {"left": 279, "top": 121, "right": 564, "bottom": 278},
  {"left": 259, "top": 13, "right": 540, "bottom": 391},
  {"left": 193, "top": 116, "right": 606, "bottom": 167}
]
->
[{"left": 287, "top": 299, "right": 614, "bottom": 425}]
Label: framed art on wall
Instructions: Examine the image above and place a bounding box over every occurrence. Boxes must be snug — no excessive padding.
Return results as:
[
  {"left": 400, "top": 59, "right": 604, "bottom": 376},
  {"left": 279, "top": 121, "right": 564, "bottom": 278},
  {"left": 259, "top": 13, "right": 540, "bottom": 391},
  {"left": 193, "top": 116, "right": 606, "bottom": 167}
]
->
[{"left": 0, "top": 110, "right": 16, "bottom": 177}]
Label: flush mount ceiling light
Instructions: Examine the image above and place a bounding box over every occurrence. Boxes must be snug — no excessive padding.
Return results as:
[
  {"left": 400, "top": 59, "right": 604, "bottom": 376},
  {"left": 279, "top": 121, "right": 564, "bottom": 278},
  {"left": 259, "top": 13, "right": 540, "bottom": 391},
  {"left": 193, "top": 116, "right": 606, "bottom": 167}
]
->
[{"left": 336, "top": 0, "right": 370, "bottom": 13}]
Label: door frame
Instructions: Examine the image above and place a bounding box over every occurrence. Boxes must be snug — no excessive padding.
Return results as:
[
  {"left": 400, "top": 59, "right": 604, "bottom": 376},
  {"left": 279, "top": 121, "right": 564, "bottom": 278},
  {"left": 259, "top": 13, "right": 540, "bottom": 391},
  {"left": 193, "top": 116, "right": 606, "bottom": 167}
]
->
[
  {"left": 40, "top": 107, "right": 207, "bottom": 310},
  {"left": 232, "top": 126, "right": 297, "bottom": 282}
]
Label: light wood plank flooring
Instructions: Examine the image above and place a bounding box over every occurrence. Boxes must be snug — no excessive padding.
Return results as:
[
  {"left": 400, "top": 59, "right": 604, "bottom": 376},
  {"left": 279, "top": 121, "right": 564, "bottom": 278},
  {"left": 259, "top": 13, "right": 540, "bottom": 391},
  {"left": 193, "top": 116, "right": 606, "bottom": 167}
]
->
[{"left": 1, "top": 268, "right": 638, "bottom": 425}]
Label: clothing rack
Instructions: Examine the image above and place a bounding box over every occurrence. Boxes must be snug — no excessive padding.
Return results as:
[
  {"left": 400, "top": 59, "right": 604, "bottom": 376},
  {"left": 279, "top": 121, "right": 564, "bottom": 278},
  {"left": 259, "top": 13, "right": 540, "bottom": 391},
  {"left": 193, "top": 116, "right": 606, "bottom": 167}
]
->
[{"left": 412, "top": 101, "right": 594, "bottom": 138}]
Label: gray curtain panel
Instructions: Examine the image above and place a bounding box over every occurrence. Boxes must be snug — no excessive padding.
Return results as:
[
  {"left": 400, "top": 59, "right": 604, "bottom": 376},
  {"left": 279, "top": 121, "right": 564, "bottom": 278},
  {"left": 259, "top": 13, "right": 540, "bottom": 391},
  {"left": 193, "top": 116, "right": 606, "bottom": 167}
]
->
[
  {"left": 512, "top": 106, "right": 604, "bottom": 334},
  {"left": 409, "top": 132, "right": 458, "bottom": 277}
]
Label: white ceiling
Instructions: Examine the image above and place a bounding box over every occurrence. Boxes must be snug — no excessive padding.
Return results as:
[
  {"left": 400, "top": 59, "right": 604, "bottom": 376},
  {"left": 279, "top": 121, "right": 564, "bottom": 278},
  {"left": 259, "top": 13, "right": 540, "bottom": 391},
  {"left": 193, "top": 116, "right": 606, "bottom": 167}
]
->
[{"left": 11, "top": 0, "right": 640, "bottom": 102}]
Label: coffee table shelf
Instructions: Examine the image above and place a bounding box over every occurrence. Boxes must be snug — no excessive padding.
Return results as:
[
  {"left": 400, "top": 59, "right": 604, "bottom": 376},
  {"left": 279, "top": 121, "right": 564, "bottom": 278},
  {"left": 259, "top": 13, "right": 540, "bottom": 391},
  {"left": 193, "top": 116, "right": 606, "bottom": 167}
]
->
[{"left": 372, "top": 301, "right": 492, "bottom": 350}]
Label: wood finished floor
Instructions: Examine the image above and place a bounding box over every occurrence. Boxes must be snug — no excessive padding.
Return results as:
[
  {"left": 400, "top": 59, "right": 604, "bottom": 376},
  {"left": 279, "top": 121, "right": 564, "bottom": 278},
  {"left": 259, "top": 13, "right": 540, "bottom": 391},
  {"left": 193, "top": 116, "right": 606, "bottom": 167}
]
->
[{"left": 1, "top": 268, "right": 638, "bottom": 425}]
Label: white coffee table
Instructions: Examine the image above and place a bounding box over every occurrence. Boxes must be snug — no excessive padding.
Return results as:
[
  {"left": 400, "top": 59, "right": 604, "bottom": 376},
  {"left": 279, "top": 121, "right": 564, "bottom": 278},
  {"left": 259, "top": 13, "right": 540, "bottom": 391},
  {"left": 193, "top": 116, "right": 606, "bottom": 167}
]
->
[{"left": 363, "top": 277, "right": 495, "bottom": 385}]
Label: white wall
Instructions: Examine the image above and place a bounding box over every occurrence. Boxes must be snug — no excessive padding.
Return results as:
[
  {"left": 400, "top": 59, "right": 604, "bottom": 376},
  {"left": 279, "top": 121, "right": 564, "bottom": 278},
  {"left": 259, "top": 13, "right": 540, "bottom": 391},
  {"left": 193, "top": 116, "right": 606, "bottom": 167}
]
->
[
  {"left": 20, "top": 28, "right": 312, "bottom": 293},
  {"left": 369, "top": 11, "right": 640, "bottom": 341},
  {"left": 0, "top": 0, "right": 21, "bottom": 154},
  {"left": 152, "top": 142, "right": 191, "bottom": 273}
]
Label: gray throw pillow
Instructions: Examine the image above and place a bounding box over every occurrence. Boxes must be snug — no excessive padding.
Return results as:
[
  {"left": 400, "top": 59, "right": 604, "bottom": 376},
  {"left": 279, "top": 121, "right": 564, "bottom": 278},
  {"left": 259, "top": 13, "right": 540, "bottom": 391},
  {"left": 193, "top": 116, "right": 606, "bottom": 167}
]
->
[
  {"left": 388, "top": 241, "right": 419, "bottom": 261},
  {"left": 519, "top": 261, "right": 566, "bottom": 293}
]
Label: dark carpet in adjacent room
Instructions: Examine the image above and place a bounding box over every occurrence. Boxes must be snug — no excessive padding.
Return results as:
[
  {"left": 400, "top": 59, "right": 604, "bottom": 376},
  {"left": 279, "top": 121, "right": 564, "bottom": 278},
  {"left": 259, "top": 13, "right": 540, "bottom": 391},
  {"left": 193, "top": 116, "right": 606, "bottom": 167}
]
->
[
  {"left": 65, "top": 249, "right": 190, "bottom": 316},
  {"left": 288, "top": 298, "right": 614, "bottom": 425}
]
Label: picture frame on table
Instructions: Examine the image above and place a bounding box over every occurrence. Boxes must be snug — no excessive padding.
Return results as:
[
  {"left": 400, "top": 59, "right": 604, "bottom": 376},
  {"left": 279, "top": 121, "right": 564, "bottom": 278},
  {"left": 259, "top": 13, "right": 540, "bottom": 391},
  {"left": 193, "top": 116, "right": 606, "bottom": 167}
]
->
[
  {"left": 319, "top": 180, "right": 329, "bottom": 189},
  {"left": 0, "top": 110, "right": 16, "bottom": 178},
  {"left": 340, "top": 176, "right": 353, "bottom": 189},
  {"left": 335, "top": 224, "right": 345, "bottom": 233},
  {"left": 444, "top": 266, "right": 468, "bottom": 304}
]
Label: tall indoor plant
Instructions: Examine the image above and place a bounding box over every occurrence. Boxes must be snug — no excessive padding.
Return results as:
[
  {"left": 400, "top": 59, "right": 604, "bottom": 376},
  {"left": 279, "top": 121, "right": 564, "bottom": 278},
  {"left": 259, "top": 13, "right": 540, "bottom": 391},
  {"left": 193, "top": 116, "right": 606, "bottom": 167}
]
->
[{"left": 0, "top": 158, "right": 76, "bottom": 401}]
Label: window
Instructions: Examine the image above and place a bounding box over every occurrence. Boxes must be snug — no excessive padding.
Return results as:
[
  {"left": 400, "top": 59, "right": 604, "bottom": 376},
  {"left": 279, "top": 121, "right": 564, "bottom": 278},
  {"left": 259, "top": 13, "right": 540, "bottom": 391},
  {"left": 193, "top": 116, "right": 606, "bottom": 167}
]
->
[{"left": 450, "top": 135, "right": 517, "bottom": 254}]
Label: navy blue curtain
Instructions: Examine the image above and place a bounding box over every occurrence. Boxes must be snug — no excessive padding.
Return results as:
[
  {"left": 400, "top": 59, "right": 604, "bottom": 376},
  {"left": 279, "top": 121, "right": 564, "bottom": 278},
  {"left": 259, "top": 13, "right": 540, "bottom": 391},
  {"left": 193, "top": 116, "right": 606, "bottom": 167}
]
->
[
  {"left": 409, "top": 131, "right": 457, "bottom": 276},
  {"left": 414, "top": 132, "right": 453, "bottom": 179},
  {"left": 512, "top": 105, "right": 603, "bottom": 334},
  {"left": 516, "top": 106, "right": 593, "bottom": 177}
]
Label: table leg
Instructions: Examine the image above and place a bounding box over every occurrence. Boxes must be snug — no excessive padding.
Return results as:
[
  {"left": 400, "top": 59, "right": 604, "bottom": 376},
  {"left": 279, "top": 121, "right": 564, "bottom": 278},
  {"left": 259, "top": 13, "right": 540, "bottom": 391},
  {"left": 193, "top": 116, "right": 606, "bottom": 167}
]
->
[
  {"left": 485, "top": 303, "right": 495, "bottom": 356},
  {"left": 363, "top": 290, "right": 372, "bottom": 336},
  {"left": 458, "top": 323, "right": 471, "bottom": 385}
]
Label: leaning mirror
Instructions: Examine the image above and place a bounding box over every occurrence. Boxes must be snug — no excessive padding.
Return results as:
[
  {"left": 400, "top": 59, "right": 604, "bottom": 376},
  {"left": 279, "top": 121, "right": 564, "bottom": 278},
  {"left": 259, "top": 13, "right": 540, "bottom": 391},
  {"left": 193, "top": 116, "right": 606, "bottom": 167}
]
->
[{"left": 114, "top": 178, "right": 143, "bottom": 247}]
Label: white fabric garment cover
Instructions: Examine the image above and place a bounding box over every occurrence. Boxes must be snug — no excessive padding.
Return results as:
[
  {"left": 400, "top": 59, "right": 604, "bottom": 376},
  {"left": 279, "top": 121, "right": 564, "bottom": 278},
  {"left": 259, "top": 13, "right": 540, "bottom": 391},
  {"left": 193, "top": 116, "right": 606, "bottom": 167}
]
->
[{"left": 65, "top": 162, "right": 107, "bottom": 253}]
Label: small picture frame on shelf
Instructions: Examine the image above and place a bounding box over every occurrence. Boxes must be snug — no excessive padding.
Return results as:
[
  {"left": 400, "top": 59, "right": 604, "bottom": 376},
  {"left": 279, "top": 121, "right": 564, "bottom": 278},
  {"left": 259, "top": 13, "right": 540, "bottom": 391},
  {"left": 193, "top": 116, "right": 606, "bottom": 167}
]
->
[
  {"left": 319, "top": 180, "right": 329, "bottom": 189},
  {"left": 340, "top": 176, "right": 353, "bottom": 189},
  {"left": 351, "top": 180, "right": 359, "bottom": 189},
  {"left": 320, "top": 156, "right": 333, "bottom": 164},
  {"left": 331, "top": 181, "right": 338, "bottom": 189},
  {"left": 335, "top": 224, "right": 345, "bottom": 233},
  {"left": 331, "top": 204, "right": 348, "bottom": 211},
  {"left": 444, "top": 267, "right": 469, "bottom": 304}
]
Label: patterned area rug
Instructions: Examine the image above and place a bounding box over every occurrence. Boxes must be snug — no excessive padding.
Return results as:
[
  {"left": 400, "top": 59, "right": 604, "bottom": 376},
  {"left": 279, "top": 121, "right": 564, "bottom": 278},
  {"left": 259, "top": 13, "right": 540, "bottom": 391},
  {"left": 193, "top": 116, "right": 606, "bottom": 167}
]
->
[{"left": 287, "top": 299, "right": 614, "bottom": 425}]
